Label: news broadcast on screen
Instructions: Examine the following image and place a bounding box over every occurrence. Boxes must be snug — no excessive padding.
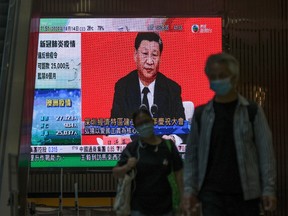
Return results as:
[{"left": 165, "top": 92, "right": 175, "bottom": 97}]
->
[{"left": 31, "top": 17, "right": 222, "bottom": 168}]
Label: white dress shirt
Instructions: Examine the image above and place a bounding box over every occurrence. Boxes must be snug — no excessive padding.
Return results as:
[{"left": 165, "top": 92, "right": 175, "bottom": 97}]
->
[{"left": 139, "top": 79, "right": 156, "bottom": 112}]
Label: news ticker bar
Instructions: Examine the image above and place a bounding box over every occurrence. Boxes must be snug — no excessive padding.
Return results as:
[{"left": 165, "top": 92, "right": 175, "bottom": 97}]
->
[
  {"left": 39, "top": 18, "right": 182, "bottom": 33},
  {"left": 31, "top": 144, "right": 187, "bottom": 154}
]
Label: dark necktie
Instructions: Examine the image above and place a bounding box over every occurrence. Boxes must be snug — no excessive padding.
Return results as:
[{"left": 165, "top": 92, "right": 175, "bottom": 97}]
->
[{"left": 142, "top": 87, "right": 150, "bottom": 111}]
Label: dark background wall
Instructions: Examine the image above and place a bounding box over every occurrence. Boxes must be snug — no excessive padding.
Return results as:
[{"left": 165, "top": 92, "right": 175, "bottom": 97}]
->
[{"left": 28, "top": 0, "right": 288, "bottom": 215}]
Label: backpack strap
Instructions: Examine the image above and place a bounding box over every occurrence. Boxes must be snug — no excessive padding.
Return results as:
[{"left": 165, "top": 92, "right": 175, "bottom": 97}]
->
[
  {"left": 165, "top": 139, "right": 172, "bottom": 152},
  {"left": 123, "top": 147, "right": 132, "bottom": 158},
  {"left": 164, "top": 139, "right": 174, "bottom": 172},
  {"left": 124, "top": 140, "right": 141, "bottom": 160}
]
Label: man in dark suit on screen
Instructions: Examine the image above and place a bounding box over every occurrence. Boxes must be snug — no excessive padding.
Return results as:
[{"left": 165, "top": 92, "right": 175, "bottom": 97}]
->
[{"left": 111, "top": 32, "right": 185, "bottom": 120}]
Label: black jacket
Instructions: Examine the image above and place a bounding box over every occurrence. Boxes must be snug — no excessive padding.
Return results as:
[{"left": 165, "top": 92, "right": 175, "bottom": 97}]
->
[{"left": 111, "top": 70, "right": 185, "bottom": 119}]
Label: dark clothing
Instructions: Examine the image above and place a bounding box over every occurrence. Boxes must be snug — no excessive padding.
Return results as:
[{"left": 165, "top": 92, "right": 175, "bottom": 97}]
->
[
  {"left": 184, "top": 95, "right": 276, "bottom": 200},
  {"left": 199, "top": 191, "right": 260, "bottom": 216},
  {"left": 118, "top": 139, "right": 183, "bottom": 215},
  {"left": 111, "top": 70, "right": 185, "bottom": 119},
  {"left": 202, "top": 99, "right": 243, "bottom": 194}
]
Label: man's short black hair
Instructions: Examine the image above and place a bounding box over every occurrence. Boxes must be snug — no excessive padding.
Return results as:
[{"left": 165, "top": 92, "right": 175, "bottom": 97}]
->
[
  {"left": 132, "top": 108, "right": 152, "bottom": 126},
  {"left": 134, "top": 32, "right": 163, "bottom": 54}
]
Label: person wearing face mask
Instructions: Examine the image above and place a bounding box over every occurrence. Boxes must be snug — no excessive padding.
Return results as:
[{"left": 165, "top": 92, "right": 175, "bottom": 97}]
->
[
  {"left": 182, "top": 53, "right": 277, "bottom": 216},
  {"left": 113, "top": 109, "right": 184, "bottom": 216}
]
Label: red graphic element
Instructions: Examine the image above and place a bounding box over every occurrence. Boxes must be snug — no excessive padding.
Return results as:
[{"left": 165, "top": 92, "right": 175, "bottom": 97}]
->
[{"left": 81, "top": 18, "right": 222, "bottom": 144}]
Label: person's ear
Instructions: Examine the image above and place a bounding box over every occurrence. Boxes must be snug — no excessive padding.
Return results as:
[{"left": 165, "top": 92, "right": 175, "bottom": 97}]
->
[{"left": 134, "top": 49, "right": 138, "bottom": 63}]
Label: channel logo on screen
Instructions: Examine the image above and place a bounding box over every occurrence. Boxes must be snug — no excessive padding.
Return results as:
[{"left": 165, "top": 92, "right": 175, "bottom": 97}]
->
[
  {"left": 191, "top": 24, "right": 200, "bottom": 33},
  {"left": 193, "top": 24, "right": 213, "bottom": 33}
]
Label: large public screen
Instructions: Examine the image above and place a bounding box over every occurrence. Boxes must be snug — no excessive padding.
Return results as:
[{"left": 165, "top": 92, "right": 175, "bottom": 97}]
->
[{"left": 31, "top": 17, "right": 222, "bottom": 168}]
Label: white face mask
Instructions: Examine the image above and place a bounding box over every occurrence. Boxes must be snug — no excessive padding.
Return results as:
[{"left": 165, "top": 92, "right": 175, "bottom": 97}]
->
[{"left": 136, "top": 123, "right": 154, "bottom": 138}]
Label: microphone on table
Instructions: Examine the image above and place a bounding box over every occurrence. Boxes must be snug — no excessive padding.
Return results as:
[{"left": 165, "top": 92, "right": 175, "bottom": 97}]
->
[
  {"left": 139, "top": 104, "right": 148, "bottom": 111},
  {"left": 151, "top": 104, "right": 158, "bottom": 117}
]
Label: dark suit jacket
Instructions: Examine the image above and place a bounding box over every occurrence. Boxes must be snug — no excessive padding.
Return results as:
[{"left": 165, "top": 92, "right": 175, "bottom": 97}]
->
[{"left": 111, "top": 70, "right": 185, "bottom": 119}]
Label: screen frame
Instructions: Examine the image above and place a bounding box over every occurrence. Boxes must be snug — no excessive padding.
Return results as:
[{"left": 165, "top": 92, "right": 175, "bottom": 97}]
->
[{"left": 25, "top": 15, "right": 224, "bottom": 170}]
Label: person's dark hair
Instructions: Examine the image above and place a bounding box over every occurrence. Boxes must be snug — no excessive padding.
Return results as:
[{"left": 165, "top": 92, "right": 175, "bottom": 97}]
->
[
  {"left": 132, "top": 108, "right": 152, "bottom": 126},
  {"left": 135, "top": 32, "right": 163, "bottom": 54},
  {"left": 205, "top": 52, "right": 239, "bottom": 79}
]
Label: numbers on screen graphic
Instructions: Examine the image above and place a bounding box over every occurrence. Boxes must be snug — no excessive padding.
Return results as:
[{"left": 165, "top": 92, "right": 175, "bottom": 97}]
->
[
  {"left": 87, "top": 25, "right": 94, "bottom": 31},
  {"left": 56, "top": 116, "right": 78, "bottom": 121},
  {"left": 64, "top": 123, "right": 77, "bottom": 128},
  {"left": 50, "top": 62, "right": 70, "bottom": 70},
  {"left": 48, "top": 146, "right": 58, "bottom": 153},
  {"left": 56, "top": 130, "right": 78, "bottom": 136},
  {"left": 155, "top": 25, "right": 169, "bottom": 31},
  {"left": 173, "top": 25, "right": 183, "bottom": 30}
]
